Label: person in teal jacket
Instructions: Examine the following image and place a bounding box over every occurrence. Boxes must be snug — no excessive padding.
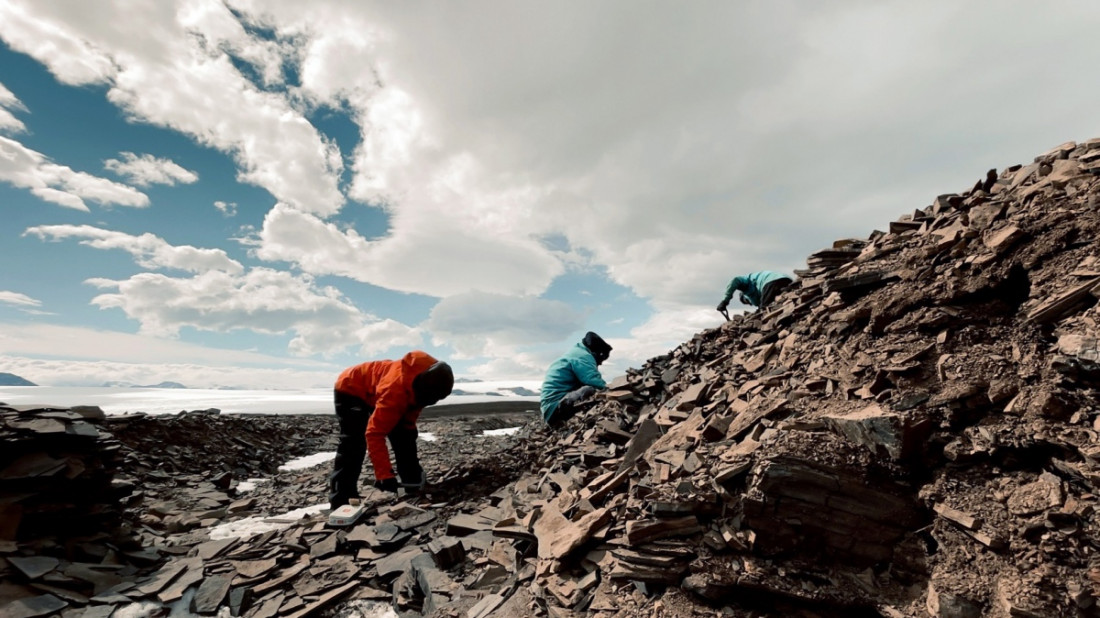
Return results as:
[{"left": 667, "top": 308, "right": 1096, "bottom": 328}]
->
[
  {"left": 540, "top": 331, "right": 612, "bottom": 425},
  {"left": 717, "top": 271, "right": 793, "bottom": 313}
]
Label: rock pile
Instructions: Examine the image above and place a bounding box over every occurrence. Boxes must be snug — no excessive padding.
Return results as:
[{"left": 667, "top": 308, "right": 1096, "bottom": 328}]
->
[
  {"left": 0, "top": 404, "right": 152, "bottom": 617},
  {"left": 354, "top": 138, "right": 1100, "bottom": 618},
  {"left": 0, "top": 404, "right": 131, "bottom": 543}
]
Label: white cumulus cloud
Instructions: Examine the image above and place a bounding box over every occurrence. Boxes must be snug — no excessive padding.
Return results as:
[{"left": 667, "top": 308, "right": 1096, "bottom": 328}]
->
[
  {"left": 464, "top": 354, "right": 554, "bottom": 382},
  {"left": 0, "top": 0, "right": 344, "bottom": 216},
  {"left": 22, "top": 226, "right": 419, "bottom": 358},
  {"left": 85, "top": 268, "right": 398, "bottom": 357},
  {"left": 253, "top": 203, "right": 563, "bottom": 297},
  {"left": 231, "top": 0, "right": 1100, "bottom": 312},
  {"left": 214, "top": 200, "right": 238, "bottom": 216},
  {"left": 613, "top": 304, "right": 726, "bottom": 372},
  {"left": 427, "top": 292, "right": 585, "bottom": 357},
  {"left": 356, "top": 319, "right": 423, "bottom": 356},
  {"left": 84, "top": 269, "right": 334, "bottom": 348}
]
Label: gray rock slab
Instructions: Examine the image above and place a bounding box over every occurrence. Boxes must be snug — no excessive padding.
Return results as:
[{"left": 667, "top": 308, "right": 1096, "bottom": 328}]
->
[
  {"left": 191, "top": 574, "right": 232, "bottom": 614},
  {"left": 8, "top": 556, "right": 60, "bottom": 579},
  {"left": 7, "top": 594, "right": 68, "bottom": 618}
]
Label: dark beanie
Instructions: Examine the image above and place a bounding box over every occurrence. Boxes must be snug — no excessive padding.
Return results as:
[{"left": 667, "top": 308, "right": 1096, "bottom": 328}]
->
[
  {"left": 413, "top": 361, "right": 454, "bottom": 407},
  {"left": 582, "top": 331, "right": 612, "bottom": 362}
]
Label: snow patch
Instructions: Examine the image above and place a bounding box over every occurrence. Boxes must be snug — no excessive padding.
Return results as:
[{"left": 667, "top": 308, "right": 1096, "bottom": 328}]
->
[
  {"left": 334, "top": 600, "right": 400, "bottom": 618},
  {"left": 278, "top": 452, "right": 336, "bottom": 471},
  {"left": 208, "top": 503, "right": 327, "bottom": 540},
  {"left": 112, "top": 601, "right": 162, "bottom": 618},
  {"left": 419, "top": 431, "right": 437, "bottom": 442},
  {"left": 236, "top": 477, "right": 268, "bottom": 492}
]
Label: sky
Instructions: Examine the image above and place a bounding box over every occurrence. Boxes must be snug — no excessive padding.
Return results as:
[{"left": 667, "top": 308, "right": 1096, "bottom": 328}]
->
[{"left": 2, "top": 1, "right": 1100, "bottom": 389}]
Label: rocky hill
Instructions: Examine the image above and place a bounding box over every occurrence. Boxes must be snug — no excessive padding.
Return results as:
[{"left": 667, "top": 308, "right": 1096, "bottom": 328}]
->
[{"left": 494, "top": 137, "right": 1100, "bottom": 617}]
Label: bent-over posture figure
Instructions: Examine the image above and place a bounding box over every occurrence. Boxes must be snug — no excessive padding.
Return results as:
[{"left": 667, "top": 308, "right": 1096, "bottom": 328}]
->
[
  {"left": 329, "top": 351, "right": 453, "bottom": 508},
  {"left": 717, "top": 271, "right": 793, "bottom": 313}
]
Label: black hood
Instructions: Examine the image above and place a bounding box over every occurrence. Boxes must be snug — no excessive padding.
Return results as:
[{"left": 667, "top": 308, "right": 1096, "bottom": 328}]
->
[
  {"left": 582, "top": 331, "right": 612, "bottom": 364},
  {"left": 412, "top": 361, "right": 454, "bottom": 407}
]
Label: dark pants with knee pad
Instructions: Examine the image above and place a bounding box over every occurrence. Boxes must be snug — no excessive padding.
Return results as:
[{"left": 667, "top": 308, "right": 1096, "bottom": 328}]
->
[
  {"left": 328, "top": 391, "right": 423, "bottom": 508},
  {"left": 547, "top": 385, "right": 598, "bottom": 427},
  {"left": 759, "top": 277, "right": 793, "bottom": 309}
]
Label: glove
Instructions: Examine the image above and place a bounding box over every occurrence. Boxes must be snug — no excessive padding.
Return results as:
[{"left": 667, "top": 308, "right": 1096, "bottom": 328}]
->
[
  {"left": 374, "top": 477, "right": 398, "bottom": 493},
  {"left": 716, "top": 300, "right": 728, "bottom": 312}
]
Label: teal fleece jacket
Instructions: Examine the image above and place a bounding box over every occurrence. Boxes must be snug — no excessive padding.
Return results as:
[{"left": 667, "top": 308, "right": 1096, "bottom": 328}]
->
[
  {"left": 722, "top": 271, "right": 789, "bottom": 307},
  {"left": 539, "top": 342, "right": 607, "bottom": 421}
]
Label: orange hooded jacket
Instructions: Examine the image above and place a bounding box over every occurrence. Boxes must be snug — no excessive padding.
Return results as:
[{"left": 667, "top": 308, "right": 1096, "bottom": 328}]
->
[{"left": 334, "top": 350, "right": 438, "bottom": 481}]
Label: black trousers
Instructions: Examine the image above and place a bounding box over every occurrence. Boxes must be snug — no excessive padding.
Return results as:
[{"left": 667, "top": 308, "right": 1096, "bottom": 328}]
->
[
  {"left": 547, "top": 385, "right": 598, "bottom": 427},
  {"left": 759, "top": 277, "right": 793, "bottom": 309},
  {"left": 328, "top": 391, "right": 423, "bottom": 508}
]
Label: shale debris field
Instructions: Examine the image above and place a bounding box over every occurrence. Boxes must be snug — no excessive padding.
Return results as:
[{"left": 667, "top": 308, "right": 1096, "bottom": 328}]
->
[{"left": 6, "top": 138, "right": 1100, "bottom": 617}]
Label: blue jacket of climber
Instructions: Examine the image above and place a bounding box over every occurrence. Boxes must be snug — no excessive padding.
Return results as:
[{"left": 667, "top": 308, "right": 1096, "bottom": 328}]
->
[
  {"left": 717, "top": 271, "right": 793, "bottom": 311},
  {"left": 540, "top": 332, "right": 611, "bottom": 425}
]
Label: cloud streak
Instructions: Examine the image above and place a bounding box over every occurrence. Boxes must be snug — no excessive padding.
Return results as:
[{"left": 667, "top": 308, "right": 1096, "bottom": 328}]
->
[
  {"left": 0, "top": 80, "right": 27, "bottom": 134},
  {"left": 0, "top": 322, "right": 334, "bottom": 369},
  {"left": 104, "top": 152, "right": 198, "bottom": 186},
  {"left": 25, "top": 225, "right": 242, "bottom": 274},
  {"left": 0, "top": 321, "right": 342, "bottom": 388},
  {"left": 0, "top": 290, "right": 41, "bottom": 308},
  {"left": 0, "top": 136, "right": 149, "bottom": 211}
]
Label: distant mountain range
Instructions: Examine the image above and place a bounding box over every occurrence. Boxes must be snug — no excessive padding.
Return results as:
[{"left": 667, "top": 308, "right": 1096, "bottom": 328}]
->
[
  {"left": 101, "top": 381, "right": 188, "bottom": 389},
  {"left": 451, "top": 385, "right": 540, "bottom": 398},
  {"left": 452, "top": 389, "right": 501, "bottom": 397},
  {"left": 0, "top": 372, "right": 36, "bottom": 386},
  {"left": 1, "top": 375, "right": 529, "bottom": 392}
]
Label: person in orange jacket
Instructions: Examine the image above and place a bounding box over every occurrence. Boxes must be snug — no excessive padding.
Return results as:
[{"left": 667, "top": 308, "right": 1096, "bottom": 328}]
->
[{"left": 329, "top": 350, "right": 454, "bottom": 509}]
